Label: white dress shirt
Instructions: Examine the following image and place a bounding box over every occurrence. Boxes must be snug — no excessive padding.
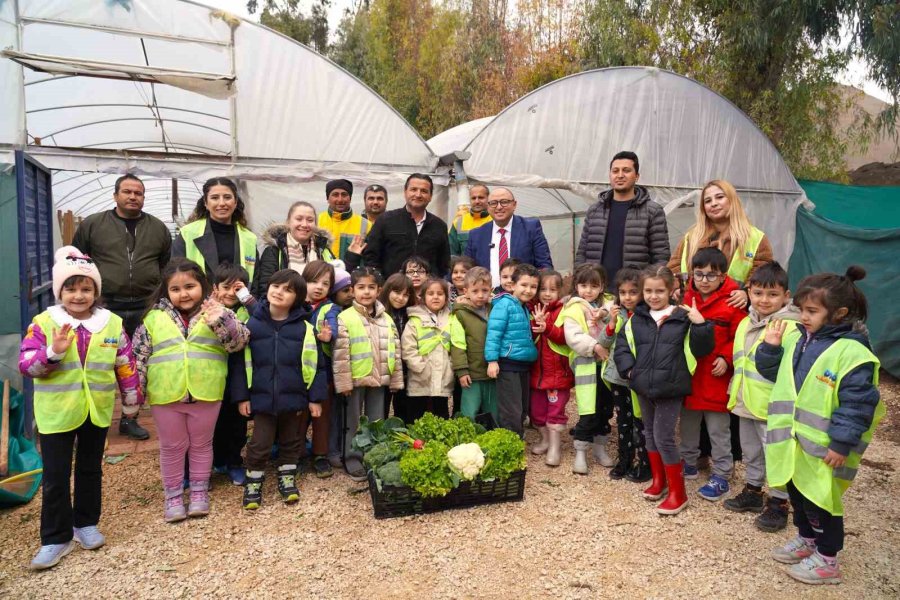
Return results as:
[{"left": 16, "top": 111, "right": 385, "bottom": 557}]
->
[{"left": 489, "top": 219, "right": 513, "bottom": 287}]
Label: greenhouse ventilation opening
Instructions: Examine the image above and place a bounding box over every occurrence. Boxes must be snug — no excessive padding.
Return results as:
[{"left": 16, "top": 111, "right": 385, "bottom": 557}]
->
[{"left": 429, "top": 67, "right": 810, "bottom": 273}]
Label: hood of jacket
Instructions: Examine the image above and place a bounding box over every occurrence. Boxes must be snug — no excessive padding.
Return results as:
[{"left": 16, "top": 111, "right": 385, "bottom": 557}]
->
[
  {"left": 452, "top": 300, "right": 490, "bottom": 321},
  {"left": 597, "top": 184, "right": 652, "bottom": 207},
  {"left": 633, "top": 301, "right": 690, "bottom": 324},
  {"left": 262, "top": 222, "right": 333, "bottom": 251},
  {"left": 746, "top": 302, "right": 801, "bottom": 334},
  {"left": 796, "top": 321, "right": 873, "bottom": 351},
  {"left": 406, "top": 304, "right": 450, "bottom": 322},
  {"left": 253, "top": 298, "right": 313, "bottom": 324}
]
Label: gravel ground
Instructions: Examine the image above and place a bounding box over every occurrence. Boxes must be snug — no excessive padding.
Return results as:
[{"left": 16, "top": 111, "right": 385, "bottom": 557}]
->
[{"left": 2, "top": 377, "right": 898, "bottom": 599}]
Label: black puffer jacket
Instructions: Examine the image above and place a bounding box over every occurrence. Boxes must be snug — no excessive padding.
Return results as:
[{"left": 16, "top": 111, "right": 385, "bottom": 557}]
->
[
  {"left": 575, "top": 186, "right": 670, "bottom": 268},
  {"left": 614, "top": 303, "right": 715, "bottom": 399},
  {"left": 252, "top": 223, "right": 334, "bottom": 297}
]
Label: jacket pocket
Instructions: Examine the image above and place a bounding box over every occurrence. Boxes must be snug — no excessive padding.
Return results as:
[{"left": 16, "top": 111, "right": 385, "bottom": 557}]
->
[{"left": 504, "top": 343, "right": 513, "bottom": 358}]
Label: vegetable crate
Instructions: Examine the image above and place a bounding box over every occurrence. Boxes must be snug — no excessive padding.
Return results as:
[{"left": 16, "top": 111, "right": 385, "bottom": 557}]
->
[{"left": 367, "top": 469, "right": 526, "bottom": 519}]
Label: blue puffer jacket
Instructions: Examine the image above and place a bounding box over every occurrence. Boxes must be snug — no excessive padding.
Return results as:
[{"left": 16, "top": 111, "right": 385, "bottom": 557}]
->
[
  {"left": 484, "top": 293, "right": 538, "bottom": 364},
  {"left": 247, "top": 300, "right": 328, "bottom": 415},
  {"left": 756, "top": 322, "right": 880, "bottom": 456}
]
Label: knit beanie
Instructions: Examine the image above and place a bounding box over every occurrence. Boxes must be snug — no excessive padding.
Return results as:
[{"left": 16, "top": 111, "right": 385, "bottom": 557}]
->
[
  {"left": 325, "top": 179, "right": 353, "bottom": 198},
  {"left": 331, "top": 267, "right": 352, "bottom": 294},
  {"left": 53, "top": 245, "right": 102, "bottom": 299}
]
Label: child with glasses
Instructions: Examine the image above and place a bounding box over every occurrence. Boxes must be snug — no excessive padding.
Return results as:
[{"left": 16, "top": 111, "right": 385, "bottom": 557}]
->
[
  {"left": 400, "top": 256, "right": 431, "bottom": 298},
  {"left": 679, "top": 247, "right": 748, "bottom": 501}
]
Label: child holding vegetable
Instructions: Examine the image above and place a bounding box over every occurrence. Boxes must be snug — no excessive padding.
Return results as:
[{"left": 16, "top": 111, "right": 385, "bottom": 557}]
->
[
  {"left": 333, "top": 267, "right": 404, "bottom": 480},
  {"left": 402, "top": 278, "right": 454, "bottom": 422}
]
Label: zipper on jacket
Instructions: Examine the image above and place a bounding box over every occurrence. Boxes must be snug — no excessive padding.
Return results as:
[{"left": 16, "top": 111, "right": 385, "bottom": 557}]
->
[
  {"left": 122, "top": 219, "right": 136, "bottom": 301},
  {"left": 273, "top": 328, "right": 279, "bottom": 409}
]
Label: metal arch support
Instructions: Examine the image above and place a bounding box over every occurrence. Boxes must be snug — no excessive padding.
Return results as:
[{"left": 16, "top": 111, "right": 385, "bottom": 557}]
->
[
  {"left": 79, "top": 140, "right": 229, "bottom": 154},
  {"left": 19, "top": 16, "right": 231, "bottom": 48},
  {"left": 40, "top": 117, "right": 232, "bottom": 139},
  {"left": 27, "top": 103, "right": 229, "bottom": 121}
]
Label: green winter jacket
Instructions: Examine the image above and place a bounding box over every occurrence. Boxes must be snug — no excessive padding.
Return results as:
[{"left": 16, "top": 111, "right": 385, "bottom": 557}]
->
[{"left": 449, "top": 302, "right": 491, "bottom": 381}]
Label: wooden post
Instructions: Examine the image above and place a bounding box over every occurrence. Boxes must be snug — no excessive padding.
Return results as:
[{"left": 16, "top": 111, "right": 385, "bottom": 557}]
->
[{"left": 1, "top": 380, "right": 10, "bottom": 477}]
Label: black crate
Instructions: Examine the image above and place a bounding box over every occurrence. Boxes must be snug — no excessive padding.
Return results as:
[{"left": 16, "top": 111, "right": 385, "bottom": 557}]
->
[{"left": 367, "top": 469, "right": 526, "bottom": 519}]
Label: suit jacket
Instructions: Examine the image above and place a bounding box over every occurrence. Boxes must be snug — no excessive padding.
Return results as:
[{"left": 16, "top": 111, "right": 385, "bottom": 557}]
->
[{"left": 464, "top": 215, "right": 553, "bottom": 271}]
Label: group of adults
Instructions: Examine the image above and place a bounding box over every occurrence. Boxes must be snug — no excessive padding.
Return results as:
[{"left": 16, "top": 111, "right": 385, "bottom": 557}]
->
[{"left": 70, "top": 149, "right": 772, "bottom": 441}]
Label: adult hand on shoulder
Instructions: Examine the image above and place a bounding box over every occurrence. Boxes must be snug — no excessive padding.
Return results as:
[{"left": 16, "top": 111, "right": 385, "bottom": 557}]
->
[
  {"left": 764, "top": 319, "right": 788, "bottom": 346},
  {"left": 726, "top": 288, "right": 749, "bottom": 309},
  {"left": 680, "top": 299, "right": 705, "bottom": 324},
  {"left": 487, "top": 362, "right": 499, "bottom": 379},
  {"left": 459, "top": 374, "right": 472, "bottom": 388},
  {"left": 711, "top": 356, "right": 728, "bottom": 377},
  {"left": 824, "top": 449, "right": 847, "bottom": 468},
  {"left": 50, "top": 324, "right": 74, "bottom": 356}
]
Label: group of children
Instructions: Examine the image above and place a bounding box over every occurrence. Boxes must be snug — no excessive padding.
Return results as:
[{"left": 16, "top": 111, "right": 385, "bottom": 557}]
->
[{"left": 21, "top": 241, "right": 882, "bottom": 585}]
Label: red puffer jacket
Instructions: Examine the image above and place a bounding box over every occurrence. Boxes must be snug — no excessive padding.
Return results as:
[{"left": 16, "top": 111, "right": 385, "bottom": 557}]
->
[
  {"left": 528, "top": 300, "right": 574, "bottom": 390},
  {"left": 683, "top": 276, "right": 747, "bottom": 411}
]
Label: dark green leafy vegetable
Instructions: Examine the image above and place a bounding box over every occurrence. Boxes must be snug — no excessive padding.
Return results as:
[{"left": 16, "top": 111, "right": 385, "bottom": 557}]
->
[
  {"left": 375, "top": 461, "right": 403, "bottom": 487},
  {"left": 363, "top": 441, "right": 403, "bottom": 471},
  {"left": 476, "top": 429, "right": 526, "bottom": 481},
  {"left": 352, "top": 416, "right": 408, "bottom": 455}
]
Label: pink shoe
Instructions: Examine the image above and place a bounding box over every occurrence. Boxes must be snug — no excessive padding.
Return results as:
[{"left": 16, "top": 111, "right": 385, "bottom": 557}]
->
[
  {"left": 187, "top": 480, "right": 210, "bottom": 518},
  {"left": 787, "top": 552, "right": 842, "bottom": 585},
  {"left": 164, "top": 487, "right": 187, "bottom": 523}
]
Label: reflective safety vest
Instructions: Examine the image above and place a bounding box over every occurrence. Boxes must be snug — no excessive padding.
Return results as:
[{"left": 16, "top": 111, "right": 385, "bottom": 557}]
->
[
  {"left": 453, "top": 210, "right": 492, "bottom": 234},
  {"left": 599, "top": 313, "right": 643, "bottom": 419},
  {"left": 32, "top": 312, "right": 122, "bottom": 434},
  {"left": 448, "top": 314, "right": 466, "bottom": 350},
  {"left": 318, "top": 210, "right": 370, "bottom": 259},
  {"left": 233, "top": 305, "right": 253, "bottom": 385},
  {"left": 680, "top": 226, "right": 765, "bottom": 285},
  {"left": 549, "top": 304, "right": 598, "bottom": 416},
  {"left": 246, "top": 325, "right": 318, "bottom": 390},
  {"left": 623, "top": 315, "right": 697, "bottom": 418},
  {"left": 315, "top": 302, "right": 335, "bottom": 358},
  {"left": 409, "top": 315, "right": 451, "bottom": 355},
  {"left": 143, "top": 310, "right": 228, "bottom": 405},
  {"left": 765, "top": 337, "right": 883, "bottom": 515},
  {"left": 179, "top": 219, "right": 258, "bottom": 280},
  {"left": 338, "top": 307, "right": 397, "bottom": 379},
  {"left": 727, "top": 316, "right": 800, "bottom": 419}
]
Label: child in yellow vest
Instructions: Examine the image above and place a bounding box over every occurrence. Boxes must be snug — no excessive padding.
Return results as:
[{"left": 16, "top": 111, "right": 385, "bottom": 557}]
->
[
  {"left": 402, "top": 278, "right": 454, "bottom": 422},
  {"left": 133, "top": 258, "right": 249, "bottom": 523},
  {"left": 722, "top": 261, "right": 799, "bottom": 531},
  {"left": 756, "top": 266, "right": 882, "bottom": 585},
  {"left": 20, "top": 247, "right": 142, "bottom": 570},
  {"left": 333, "top": 267, "right": 404, "bottom": 480}
]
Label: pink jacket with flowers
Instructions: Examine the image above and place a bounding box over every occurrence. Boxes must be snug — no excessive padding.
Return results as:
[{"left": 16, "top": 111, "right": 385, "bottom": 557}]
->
[{"left": 19, "top": 305, "right": 142, "bottom": 412}]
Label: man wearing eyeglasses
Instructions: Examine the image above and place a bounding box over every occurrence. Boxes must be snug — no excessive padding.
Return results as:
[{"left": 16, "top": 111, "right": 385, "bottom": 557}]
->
[
  {"left": 72, "top": 173, "right": 172, "bottom": 440},
  {"left": 464, "top": 187, "right": 553, "bottom": 287}
]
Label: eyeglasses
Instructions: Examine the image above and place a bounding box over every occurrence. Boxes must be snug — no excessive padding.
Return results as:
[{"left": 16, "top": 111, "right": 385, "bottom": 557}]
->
[
  {"left": 692, "top": 271, "right": 721, "bottom": 282},
  {"left": 405, "top": 268, "right": 426, "bottom": 275},
  {"left": 486, "top": 199, "right": 515, "bottom": 208}
]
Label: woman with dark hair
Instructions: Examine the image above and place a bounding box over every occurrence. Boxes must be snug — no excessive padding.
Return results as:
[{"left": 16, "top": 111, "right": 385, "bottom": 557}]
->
[{"left": 173, "top": 177, "right": 259, "bottom": 280}]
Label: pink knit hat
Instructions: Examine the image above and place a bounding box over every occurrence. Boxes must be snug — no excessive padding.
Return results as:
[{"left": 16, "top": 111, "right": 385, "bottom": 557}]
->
[{"left": 53, "top": 246, "right": 102, "bottom": 299}]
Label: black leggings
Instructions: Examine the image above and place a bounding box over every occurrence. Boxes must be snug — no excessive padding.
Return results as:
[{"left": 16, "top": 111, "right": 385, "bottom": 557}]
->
[
  {"left": 787, "top": 480, "right": 844, "bottom": 556},
  {"left": 573, "top": 373, "right": 615, "bottom": 442}
]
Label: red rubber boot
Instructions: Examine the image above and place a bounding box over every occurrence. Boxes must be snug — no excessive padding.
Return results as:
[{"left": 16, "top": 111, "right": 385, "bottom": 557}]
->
[
  {"left": 657, "top": 463, "right": 688, "bottom": 515},
  {"left": 642, "top": 451, "right": 667, "bottom": 500}
]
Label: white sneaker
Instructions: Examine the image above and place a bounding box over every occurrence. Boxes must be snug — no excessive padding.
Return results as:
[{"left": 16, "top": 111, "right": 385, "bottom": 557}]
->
[
  {"left": 73, "top": 526, "right": 106, "bottom": 550},
  {"left": 30, "top": 541, "right": 75, "bottom": 570}
]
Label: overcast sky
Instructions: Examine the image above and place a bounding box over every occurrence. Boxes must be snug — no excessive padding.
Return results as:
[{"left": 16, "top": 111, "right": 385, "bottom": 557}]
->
[{"left": 205, "top": 0, "right": 892, "bottom": 105}]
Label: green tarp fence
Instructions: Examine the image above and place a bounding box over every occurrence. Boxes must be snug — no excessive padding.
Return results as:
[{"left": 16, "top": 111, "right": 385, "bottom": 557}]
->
[
  {"left": 792, "top": 180, "right": 900, "bottom": 377},
  {"left": 1, "top": 387, "right": 43, "bottom": 508}
]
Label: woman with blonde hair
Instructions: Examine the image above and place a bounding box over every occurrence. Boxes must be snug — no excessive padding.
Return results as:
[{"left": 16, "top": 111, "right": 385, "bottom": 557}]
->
[{"left": 668, "top": 179, "right": 772, "bottom": 308}]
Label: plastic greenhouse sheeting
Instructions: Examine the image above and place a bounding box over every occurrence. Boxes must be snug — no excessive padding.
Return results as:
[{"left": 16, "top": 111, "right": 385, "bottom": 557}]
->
[
  {"left": 429, "top": 67, "right": 808, "bottom": 265},
  {"left": 791, "top": 180, "right": 900, "bottom": 377}
]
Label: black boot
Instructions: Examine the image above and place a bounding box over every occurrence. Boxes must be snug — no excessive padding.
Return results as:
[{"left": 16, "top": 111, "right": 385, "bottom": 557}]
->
[
  {"left": 625, "top": 446, "right": 652, "bottom": 483},
  {"left": 754, "top": 496, "right": 789, "bottom": 532},
  {"left": 276, "top": 466, "right": 300, "bottom": 503},
  {"left": 119, "top": 416, "right": 150, "bottom": 440},
  {"left": 609, "top": 447, "right": 632, "bottom": 480},
  {"left": 243, "top": 472, "right": 264, "bottom": 510},
  {"left": 724, "top": 484, "right": 765, "bottom": 513}
]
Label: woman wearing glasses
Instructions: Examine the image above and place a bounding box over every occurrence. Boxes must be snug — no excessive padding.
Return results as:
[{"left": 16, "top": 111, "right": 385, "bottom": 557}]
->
[{"left": 668, "top": 180, "right": 773, "bottom": 309}]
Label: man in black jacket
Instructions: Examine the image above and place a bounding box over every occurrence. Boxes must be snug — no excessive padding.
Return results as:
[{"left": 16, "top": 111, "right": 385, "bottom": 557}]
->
[
  {"left": 360, "top": 173, "right": 451, "bottom": 278},
  {"left": 575, "top": 151, "right": 670, "bottom": 286},
  {"left": 72, "top": 173, "right": 172, "bottom": 440}
]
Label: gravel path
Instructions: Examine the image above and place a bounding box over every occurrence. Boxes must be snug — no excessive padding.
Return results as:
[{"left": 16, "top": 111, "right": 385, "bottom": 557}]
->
[{"left": 2, "top": 377, "right": 898, "bottom": 599}]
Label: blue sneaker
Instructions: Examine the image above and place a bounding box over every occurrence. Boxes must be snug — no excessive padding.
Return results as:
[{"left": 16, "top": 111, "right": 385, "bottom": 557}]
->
[
  {"left": 228, "top": 467, "right": 246, "bottom": 486},
  {"left": 73, "top": 526, "right": 106, "bottom": 550},
  {"left": 30, "top": 541, "right": 75, "bottom": 570},
  {"left": 683, "top": 463, "right": 699, "bottom": 480},
  {"left": 698, "top": 474, "right": 730, "bottom": 501}
]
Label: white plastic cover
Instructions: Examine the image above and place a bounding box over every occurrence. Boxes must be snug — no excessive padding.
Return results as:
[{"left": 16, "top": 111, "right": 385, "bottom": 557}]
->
[{"left": 428, "top": 67, "right": 806, "bottom": 264}]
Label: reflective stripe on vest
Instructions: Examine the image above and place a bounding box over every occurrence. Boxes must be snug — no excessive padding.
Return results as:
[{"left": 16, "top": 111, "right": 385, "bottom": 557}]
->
[
  {"left": 409, "top": 315, "right": 450, "bottom": 356},
  {"left": 680, "top": 226, "right": 765, "bottom": 285},
  {"left": 233, "top": 305, "right": 254, "bottom": 385},
  {"left": 549, "top": 303, "right": 597, "bottom": 416},
  {"left": 32, "top": 312, "right": 122, "bottom": 433},
  {"left": 316, "top": 302, "right": 335, "bottom": 358},
  {"left": 245, "top": 325, "right": 318, "bottom": 390},
  {"left": 727, "top": 316, "right": 800, "bottom": 418},
  {"left": 143, "top": 310, "right": 228, "bottom": 405},
  {"left": 338, "top": 307, "right": 396, "bottom": 379},
  {"left": 448, "top": 314, "right": 467, "bottom": 351},
  {"left": 765, "top": 336, "right": 883, "bottom": 515},
  {"left": 179, "top": 219, "right": 258, "bottom": 280}
]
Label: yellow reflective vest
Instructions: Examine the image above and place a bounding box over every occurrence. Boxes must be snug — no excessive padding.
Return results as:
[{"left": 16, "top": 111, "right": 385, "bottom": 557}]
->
[
  {"left": 315, "top": 301, "right": 335, "bottom": 358},
  {"left": 409, "top": 315, "right": 451, "bottom": 356},
  {"left": 32, "top": 312, "right": 122, "bottom": 434},
  {"left": 338, "top": 307, "right": 397, "bottom": 379},
  {"left": 179, "top": 219, "right": 258, "bottom": 280},
  {"left": 318, "top": 210, "right": 370, "bottom": 259},
  {"left": 765, "top": 336, "right": 883, "bottom": 515},
  {"left": 727, "top": 316, "right": 800, "bottom": 419},
  {"left": 143, "top": 310, "right": 228, "bottom": 405},
  {"left": 449, "top": 210, "right": 492, "bottom": 254},
  {"left": 549, "top": 303, "right": 598, "bottom": 416},
  {"left": 680, "top": 226, "right": 765, "bottom": 285}
]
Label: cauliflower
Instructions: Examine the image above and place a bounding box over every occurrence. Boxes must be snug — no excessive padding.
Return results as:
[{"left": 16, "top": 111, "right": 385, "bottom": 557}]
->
[{"left": 447, "top": 443, "right": 485, "bottom": 480}]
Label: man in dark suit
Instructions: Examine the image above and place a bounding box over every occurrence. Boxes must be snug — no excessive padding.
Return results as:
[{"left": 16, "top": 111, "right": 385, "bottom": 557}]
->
[{"left": 464, "top": 187, "right": 553, "bottom": 287}]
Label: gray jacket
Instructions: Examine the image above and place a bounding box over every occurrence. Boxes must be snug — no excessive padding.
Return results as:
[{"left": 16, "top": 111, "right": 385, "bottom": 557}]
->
[{"left": 575, "top": 186, "right": 670, "bottom": 268}]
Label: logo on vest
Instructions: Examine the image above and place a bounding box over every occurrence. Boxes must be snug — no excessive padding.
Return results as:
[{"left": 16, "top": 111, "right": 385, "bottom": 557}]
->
[
  {"left": 101, "top": 336, "right": 119, "bottom": 347},
  {"left": 745, "top": 250, "right": 755, "bottom": 258},
  {"left": 244, "top": 255, "right": 256, "bottom": 264},
  {"left": 816, "top": 369, "right": 838, "bottom": 388}
]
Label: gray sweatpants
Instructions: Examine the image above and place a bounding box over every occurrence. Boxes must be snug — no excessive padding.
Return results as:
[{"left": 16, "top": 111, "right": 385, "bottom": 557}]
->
[
  {"left": 680, "top": 408, "right": 733, "bottom": 478},
  {"left": 637, "top": 396, "right": 682, "bottom": 465},
  {"left": 333, "top": 387, "right": 385, "bottom": 463},
  {"left": 738, "top": 416, "right": 788, "bottom": 499}
]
